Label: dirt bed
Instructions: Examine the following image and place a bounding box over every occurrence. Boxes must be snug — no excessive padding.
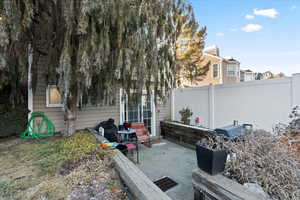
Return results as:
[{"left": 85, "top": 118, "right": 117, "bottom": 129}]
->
[{"left": 0, "top": 132, "right": 127, "bottom": 200}]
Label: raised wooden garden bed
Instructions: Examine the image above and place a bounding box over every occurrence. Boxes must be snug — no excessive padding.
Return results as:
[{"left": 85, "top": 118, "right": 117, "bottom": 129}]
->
[{"left": 160, "top": 121, "right": 215, "bottom": 149}]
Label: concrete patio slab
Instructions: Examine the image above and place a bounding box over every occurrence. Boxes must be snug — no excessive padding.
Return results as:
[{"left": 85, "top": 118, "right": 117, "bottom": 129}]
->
[{"left": 136, "top": 140, "right": 197, "bottom": 200}]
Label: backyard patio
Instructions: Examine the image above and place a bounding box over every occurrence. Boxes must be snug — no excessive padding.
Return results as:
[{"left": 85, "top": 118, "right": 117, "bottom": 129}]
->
[{"left": 137, "top": 140, "right": 197, "bottom": 200}]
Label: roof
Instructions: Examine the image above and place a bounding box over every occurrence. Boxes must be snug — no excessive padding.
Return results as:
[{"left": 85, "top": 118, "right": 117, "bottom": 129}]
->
[
  {"left": 204, "top": 46, "right": 241, "bottom": 64},
  {"left": 241, "top": 69, "right": 254, "bottom": 73},
  {"left": 227, "top": 58, "right": 238, "bottom": 62},
  {"left": 264, "top": 71, "right": 273, "bottom": 75},
  {"left": 223, "top": 57, "right": 240, "bottom": 64},
  {"left": 204, "top": 45, "right": 218, "bottom": 52},
  {"left": 203, "top": 52, "right": 223, "bottom": 61}
]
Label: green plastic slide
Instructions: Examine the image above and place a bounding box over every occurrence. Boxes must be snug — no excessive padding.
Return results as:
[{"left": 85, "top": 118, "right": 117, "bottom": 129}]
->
[{"left": 21, "top": 112, "right": 55, "bottom": 139}]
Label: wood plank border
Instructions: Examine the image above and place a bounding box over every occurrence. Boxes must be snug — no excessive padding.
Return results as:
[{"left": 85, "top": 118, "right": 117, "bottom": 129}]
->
[
  {"left": 192, "top": 169, "right": 266, "bottom": 200},
  {"left": 160, "top": 121, "right": 215, "bottom": 148},
  {"left": 113, "top": 150, "right": 172, "bottom": 200}
]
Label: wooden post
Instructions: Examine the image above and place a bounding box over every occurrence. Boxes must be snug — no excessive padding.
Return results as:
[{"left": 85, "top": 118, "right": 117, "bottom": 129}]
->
[{"left": 208, "top": 84, "right": 215, "bottom": 129}]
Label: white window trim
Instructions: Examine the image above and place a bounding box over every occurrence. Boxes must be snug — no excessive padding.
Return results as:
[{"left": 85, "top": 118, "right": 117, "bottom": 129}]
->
[
  {"left": 46, "top": 85, "right": 63, "bottom": 108},
  {"left": 212, "top": 64, "right": 220, "bottom": 78},
  {"left": 119, "top": 89, "right": 157, "bottom": 137},
  {"left": 28, "top": 44, "right": 33, "bottom": 119},
  {"left": 227, "top": 65, "right": 238, "bottom": 77},
  {"left": 220, "top": 62, "right": 223, "bottom": 83}
]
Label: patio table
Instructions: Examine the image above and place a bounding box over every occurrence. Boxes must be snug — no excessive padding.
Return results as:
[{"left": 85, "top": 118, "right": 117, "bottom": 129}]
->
[
  {"left": 118, "top": 129, "right": 136, "bottom": 142},
  {"left": 117, "top": 129, "right": 139, "bottom": 163}
]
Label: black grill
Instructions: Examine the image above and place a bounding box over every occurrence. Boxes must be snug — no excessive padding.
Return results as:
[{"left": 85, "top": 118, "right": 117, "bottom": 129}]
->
[{"left": 214, "top": 124, "right": 253, "bottom": 139}]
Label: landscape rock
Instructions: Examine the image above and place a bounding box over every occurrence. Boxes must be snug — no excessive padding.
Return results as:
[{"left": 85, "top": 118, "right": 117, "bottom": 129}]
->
[{"left": 243, "top": 183, "right": 272, "bottom": 200}]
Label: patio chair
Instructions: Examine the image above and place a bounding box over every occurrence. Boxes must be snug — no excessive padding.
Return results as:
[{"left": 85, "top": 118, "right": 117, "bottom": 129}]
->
[
  {"left": 117, "top": 126, "right": 139, "bottom": 163},
  {"left": 124, "top": 141, "right": 139, "bottom": 164},
  {"left": 130, "top": 122, "right": 151, "bottom": 147}
]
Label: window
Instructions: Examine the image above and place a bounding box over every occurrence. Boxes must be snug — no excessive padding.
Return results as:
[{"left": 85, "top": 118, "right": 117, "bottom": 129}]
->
[
  {"left": 213, "top": 64, "right": 219, "bottom": 78},
  {"left": 227, "top": 65, "right": 238, "bottom": 76},
  {"left": 46, "top": 85, "right": 85, "bottom": 107},
  {"left": 179, "top": 38, "right": 189, "bottom": 44},
  {"left": 46, "top": 85, "right": 62, "bottom": 107}
]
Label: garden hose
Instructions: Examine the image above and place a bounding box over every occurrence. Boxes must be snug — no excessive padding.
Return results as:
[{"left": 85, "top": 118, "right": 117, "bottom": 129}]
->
[{"left": 21, "top": 112, "right": 55, "bottom": 139}]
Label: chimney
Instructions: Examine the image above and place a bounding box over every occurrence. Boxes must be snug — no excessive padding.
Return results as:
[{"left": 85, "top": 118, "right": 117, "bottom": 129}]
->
[{"left": 204, "top": 45, "right": 220, "bottom": 57}]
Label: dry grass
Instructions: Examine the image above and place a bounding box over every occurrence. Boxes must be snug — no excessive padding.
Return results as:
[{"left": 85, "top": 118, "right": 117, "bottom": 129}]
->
[
  {"left": 214, "top": 132, "right": 300, "bottom": 200},
  {"left": 0, "top": 132, "right": 126, "bottom": 200}
]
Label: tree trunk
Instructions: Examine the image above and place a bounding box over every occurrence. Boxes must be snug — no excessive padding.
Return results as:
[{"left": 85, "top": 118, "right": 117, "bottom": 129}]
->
[
  {"left": 64, "top": 86, "right": 78, "bottom": 136},
  {"left": 64, "top": 106, "right": 77, "bottom": 136}
]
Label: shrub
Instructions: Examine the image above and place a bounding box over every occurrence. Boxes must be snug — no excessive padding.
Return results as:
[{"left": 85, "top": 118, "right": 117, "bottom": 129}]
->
[
  {"left": 274, "top": 106, "right": 300, "bottom": 137},
  {"left": 0, "top": 106, "right": 28, "bottom": 138},
  {"left": 219, "top": 132, "right": 300, "bottom": 200},
  {"left": 287, "top": 106, "right": 300, "bottom": 137}
]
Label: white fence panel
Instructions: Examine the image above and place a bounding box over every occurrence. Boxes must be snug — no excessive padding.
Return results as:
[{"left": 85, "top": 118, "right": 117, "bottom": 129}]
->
[
  {"left": 172, "top": 73, "right": 300, "bottom": 131},
  {"left": 214, "top": 79, "right": 291, "bottom": 131},
  {"left": 173, "top": 87, "right": 210, "bottom": 128}
]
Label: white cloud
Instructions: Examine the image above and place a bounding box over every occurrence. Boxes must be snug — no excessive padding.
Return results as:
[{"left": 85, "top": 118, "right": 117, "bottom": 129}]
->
[
  {"left": 253, "top": 8, "right": 278, "bottom": 18},
  {"left": 245, "top": 14, "right": 255, "bottom": 19},
  {"left": 242, "top": 24, "right": 263, "bottom": 32},
  {"left": 216, "top": 32, "right": 224, "bottom": 37},
  {"left": 230, "top": 28, "right": 238, "bottom": 32}
]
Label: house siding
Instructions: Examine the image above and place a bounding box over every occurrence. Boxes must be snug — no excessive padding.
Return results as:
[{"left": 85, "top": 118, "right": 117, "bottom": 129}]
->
[
  {"left": 156, "top": 98, "right": 171, "bottom": 137},
  {"left": 32, "top": 56, "right": 170, "bottom": 136},
  {"left": 32, "top": 56, "right": 120, "bottom": 132}
]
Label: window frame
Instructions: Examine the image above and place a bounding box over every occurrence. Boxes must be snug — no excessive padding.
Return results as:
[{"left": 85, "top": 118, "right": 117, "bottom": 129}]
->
[
  {"left": 212, "top": 64, "right": 220, "bottom": 78},
  {"left": 227, "top": 65, "right": 238, "bottom": 77},
  {"left": 46, "top": 85, "right": 63, "bottom": 108}
]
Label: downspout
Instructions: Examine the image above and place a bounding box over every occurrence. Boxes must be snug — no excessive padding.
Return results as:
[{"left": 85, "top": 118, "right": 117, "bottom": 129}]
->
[
  {"left": 28, "top": 44, "right": 33, "bottom": 119},
  {"left": 119, "top": 88, "right": 124, "bottom": 124}
]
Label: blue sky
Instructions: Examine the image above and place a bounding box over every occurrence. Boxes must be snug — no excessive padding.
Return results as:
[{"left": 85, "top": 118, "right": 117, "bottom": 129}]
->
[{"left": 189, "top": 0, "right": 300, "bottom": 75}]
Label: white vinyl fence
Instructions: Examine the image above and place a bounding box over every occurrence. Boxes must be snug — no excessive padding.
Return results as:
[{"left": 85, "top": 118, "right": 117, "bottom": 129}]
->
[{"left": 171, "top": 73, "right": 300, "bottom": 131}]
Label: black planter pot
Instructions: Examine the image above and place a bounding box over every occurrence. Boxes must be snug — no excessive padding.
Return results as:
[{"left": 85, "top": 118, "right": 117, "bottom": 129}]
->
[{"left": 196, "top": 142, "right": 227, "bottom": 175}]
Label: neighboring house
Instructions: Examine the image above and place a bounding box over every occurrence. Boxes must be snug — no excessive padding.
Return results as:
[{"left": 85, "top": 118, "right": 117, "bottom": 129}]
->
[
  {"left": 273, "top": 72, "right": 286, "bottom": 78},
  {"left": 194, "top": 45, "right": 240, "bottom": 87},
  {"left": 255, "top": 71, "right": 275, "bottom": 80},
  {"left": 263, "top": 71, "right": 274, "bottom": 79},
  {"left": 28, "top": 56, "right": 170, "bottom": 137},
  {"left": 240, "top": 69, "right": 256, "bottom": 82},
  {"left": 255, "top": 72, "right": 264, "bottom": 80}
]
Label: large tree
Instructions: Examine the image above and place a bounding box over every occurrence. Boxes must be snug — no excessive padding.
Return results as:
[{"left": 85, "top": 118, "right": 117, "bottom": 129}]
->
[
  {"left": 175, "top": 14, "right": 209, "bottom": 87},
  {"left": 0, "top": 0, "right": 197, "bottom": 136}
]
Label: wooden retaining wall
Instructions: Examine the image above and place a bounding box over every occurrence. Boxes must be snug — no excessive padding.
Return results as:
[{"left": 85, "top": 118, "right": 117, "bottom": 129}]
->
[
  {"left": 113, "top": 150, "right": 172, "bottom": 200},
  {"left": 192, "top": 169, "right": 266, "bottom": 200},
  {"left": 160, "top": 121, "right": 215, "bottom": 148}
]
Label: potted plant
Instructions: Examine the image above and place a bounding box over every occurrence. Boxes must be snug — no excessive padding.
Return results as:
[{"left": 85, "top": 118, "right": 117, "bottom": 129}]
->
[
  {"left": 179, "top": 107, "right": 193, "bottom": 125},
  {"left": 195, "top": 116, "right": 201, "bottom": 126},
  {"left": 196, "top": 137, "right": 228, "bottom": 175}
]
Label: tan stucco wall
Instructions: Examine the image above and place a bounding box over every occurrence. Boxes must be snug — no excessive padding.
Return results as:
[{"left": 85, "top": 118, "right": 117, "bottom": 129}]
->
[
  {"left": 180, "top": 53, "right": 241, "bottom": 87},
  {"left": 195, "top": 54, "right": 223, "bottom": 87}
]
